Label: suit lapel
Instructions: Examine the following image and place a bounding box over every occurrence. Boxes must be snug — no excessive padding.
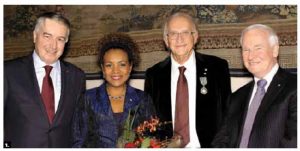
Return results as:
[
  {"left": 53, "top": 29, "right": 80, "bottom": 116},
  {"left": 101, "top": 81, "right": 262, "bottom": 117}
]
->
[
  {"left": 52, "top": 61, "right": 67, "bottom": 125},
  {"left": 158, "top": 58, "right": 172, "bottom": 121},
  {"left": 122, "top": 85, "right": 141, "bottom": 122},
  {"left": 123, "top": 85, "right": 139, "bottom": 113},
  {"left": 97, "top": 83, "right": 114, "bottom": 117},
  {"left": 237, "top": 69, "right": 286, "bottom": 146},
  {"left": 253, "top": 68, "right": 286, "bottom": 126},
  {"left": 24, "top": 55, "right": 50, "bottom": 124},
  {"left": 195, "top": 53, "right": 209, "bottom": 122},
  {"left": 195, "top": 53, "right": 207, "bottom": 97}
]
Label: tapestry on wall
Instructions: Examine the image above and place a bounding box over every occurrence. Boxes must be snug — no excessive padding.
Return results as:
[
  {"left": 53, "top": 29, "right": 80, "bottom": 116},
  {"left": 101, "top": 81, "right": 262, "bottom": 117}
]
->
[{"left": 4, "top": 5, "right": 297, "bottom": 75}]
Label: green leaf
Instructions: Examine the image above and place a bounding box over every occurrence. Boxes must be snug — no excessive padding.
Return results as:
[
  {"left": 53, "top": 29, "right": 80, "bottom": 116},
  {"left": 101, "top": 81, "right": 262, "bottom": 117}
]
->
[
  {"left": 124, "top": 129, "right": 136, "bottom": 142},
  {"left": 116, "top": 129, "right": 136, "bottom": 147},
  {"left": 124, "top": 109, "right": 131, "bottom": 130},
  {"left": 141, "top": 137, "right": 151, "bottom": 148},
  {"left": 130, "top": 104, "right": 140, "bottom": 130},
  {"left": 116, "top": 104, "right": 141, "bottom": 147}
]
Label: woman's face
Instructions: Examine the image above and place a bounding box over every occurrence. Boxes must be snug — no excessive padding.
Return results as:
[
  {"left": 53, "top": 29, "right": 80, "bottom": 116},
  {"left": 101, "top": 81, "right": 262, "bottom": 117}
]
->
[{"left": 102, "top": 48, "right": 132, "bottom": 88}]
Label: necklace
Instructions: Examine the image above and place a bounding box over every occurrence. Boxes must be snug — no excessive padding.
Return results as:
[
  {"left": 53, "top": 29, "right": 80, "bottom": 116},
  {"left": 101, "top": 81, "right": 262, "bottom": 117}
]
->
[
  {"left": 107, "top": 85, "right": 126, "bottom": 101},
  {"left": 108, "top": 95, "right": 124, "bottom": 100}
]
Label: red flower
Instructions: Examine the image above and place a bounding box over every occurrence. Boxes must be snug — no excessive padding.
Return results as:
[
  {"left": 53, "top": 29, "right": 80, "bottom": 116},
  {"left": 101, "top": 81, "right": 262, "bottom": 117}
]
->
[
  {"left": 122, "top": 116, "right": 173, "bottom": 148},
  {"left": 134, "top": 137, "right": 143, "bottom": 146},
  {"left": 150, "top": 139, "right": 161, "bottom": 148},
  {"left": 125, "top": 142, "right": 137, "bottom": 148},
  {"left": 151, "top": 144, "right": 161, "bottom": 148}
]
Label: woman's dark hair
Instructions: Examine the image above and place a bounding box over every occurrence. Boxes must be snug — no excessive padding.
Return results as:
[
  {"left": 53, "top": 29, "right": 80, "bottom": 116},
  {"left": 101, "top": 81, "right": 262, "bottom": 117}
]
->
[{"left": 98, "top": 33, "right": 140, "bottom": 69}]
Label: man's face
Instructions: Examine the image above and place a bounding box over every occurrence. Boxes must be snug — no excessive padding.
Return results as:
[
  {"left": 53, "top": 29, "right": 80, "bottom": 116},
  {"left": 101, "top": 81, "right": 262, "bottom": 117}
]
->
[
  {"left": 164, "top": 16, "right": 198, "bottom": 63},
  {"left": 33, "top": 19, "right": 69, "bottom": 64},
  {"left": 242, "top": 29, "right": 279, "bottom": 78}
]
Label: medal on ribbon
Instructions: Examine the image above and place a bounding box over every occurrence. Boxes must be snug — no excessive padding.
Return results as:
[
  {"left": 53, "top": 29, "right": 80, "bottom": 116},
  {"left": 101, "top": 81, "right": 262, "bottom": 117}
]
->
[{"left": 200, "top": 76, "right": 208, "bottom": 95}]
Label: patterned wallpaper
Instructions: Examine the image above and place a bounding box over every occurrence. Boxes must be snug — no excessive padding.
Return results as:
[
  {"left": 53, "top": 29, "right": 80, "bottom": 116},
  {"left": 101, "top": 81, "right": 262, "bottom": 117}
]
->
[
  {"left": 4, "top": 5, "right": 297, "bottom": 73},
  {"left": 4, "top": 5, "right": 297, "bottom": 38}
]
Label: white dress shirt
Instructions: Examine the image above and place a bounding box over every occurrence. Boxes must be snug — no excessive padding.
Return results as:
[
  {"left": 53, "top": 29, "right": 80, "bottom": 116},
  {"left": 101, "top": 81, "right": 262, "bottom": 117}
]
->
[
  {"left": 171, "top": 50, "right": 200, "bottom": 148},
  {"left": 248, "top": 63, "right": 279, "bottom": 107},
  {"left": 33, "top": 51, "right": 61, "bottom": 112}
]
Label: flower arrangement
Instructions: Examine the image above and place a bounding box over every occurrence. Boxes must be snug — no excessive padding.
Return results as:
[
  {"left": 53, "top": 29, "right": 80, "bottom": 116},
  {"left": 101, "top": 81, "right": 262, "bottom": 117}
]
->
[
  {"left": 124, "top": 116, "right": 170, "bottom": 148},
  {"left": 117, "top": 111, "right": 182, "bottom": 148}
]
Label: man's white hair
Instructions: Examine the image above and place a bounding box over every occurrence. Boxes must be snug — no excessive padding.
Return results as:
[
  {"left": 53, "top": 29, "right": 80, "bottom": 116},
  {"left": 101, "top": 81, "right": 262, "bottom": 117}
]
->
[{"left": 240, "top": 24, "right": 279, "bottom": 47}]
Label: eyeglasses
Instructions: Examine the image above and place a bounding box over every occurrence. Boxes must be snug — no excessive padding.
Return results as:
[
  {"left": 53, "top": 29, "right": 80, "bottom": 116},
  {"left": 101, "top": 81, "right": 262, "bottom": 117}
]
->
[{"left": 167, "top": 31, "right": 195, "bottom": 40}]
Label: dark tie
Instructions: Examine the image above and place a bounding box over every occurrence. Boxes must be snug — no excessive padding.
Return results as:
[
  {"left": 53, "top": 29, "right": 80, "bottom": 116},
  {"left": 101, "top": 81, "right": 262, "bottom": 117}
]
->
[
  {"left": 239, "top": 79, "right": 267, "bottom": 148},
  {"left": 41, "top": 65, "right": 55, "bottom": 124},
  {"left": 174, "top": 66, "right": 190, "bottom": 147}
]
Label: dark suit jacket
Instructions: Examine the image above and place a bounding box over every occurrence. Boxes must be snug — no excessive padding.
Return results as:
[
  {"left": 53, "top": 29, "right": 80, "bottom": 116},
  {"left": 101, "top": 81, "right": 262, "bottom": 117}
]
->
[
  {"left": 212, "top": 68, "right": 297, "bottom": 148},
  {"left": 4, "top": 54, "right": 86, "bottom": 148},
  {"left": 144, "top": 52, "right": 231, "bottom": 147}
]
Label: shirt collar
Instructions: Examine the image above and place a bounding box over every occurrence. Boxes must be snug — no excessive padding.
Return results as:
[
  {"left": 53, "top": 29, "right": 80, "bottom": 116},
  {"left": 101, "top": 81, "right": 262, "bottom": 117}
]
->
[
  {"left": 254, "top": 63, "right": 279, "bottom": 91},
  {"left": 171, "top": 50, "right": 196, "bottom": 72},
  {"left": 33, "top": 50, "right": 60, "bottom": 70}
]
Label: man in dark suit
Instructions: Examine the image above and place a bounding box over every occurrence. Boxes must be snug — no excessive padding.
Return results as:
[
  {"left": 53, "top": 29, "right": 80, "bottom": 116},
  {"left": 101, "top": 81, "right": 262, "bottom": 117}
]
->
[
  {"left": 4, "top": 12, "right": 85, "bottom": 148},
  {"left": 144, "top": 12, "right": 231, "bottom": 148},
  {"left": 212, "top": 24, "right": 297, "bottom": 148}
]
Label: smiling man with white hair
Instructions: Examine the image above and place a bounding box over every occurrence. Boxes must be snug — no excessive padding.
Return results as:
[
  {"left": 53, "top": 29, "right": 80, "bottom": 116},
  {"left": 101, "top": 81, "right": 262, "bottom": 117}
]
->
[{"left": 212, "top": 24, "right": 297, "bottom": 148}]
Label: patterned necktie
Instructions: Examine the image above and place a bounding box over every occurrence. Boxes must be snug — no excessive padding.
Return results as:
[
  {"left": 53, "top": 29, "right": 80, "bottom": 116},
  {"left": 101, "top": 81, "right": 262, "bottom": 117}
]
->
[
  {"left": 239, "top": 79, "right": 267, "bottom": 148},
  {"left": 174, "top": 66, "right": 190, "bottom": 147},
  {"left": 41, "top": 65, "right": 55, "bottom": 124}
]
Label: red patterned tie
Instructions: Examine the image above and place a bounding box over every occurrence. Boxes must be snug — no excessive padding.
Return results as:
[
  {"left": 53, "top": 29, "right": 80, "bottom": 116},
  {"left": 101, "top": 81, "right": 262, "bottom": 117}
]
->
[
  {"left": 41, "top": 65, "right": 55, "bottom": 124},
  {"left": 174, "top": 66, "right": 190, "bottom": 147}
]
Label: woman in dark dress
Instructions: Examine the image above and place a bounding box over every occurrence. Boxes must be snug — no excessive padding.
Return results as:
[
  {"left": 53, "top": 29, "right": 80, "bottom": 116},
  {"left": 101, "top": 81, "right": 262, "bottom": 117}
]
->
[{"left": 72, "top": 33, "right": 155, "bottom": 147}]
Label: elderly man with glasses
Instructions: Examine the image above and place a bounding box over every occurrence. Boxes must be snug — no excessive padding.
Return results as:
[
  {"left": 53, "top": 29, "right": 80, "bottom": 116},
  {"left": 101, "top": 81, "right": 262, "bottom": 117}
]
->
[{"left": 144, "top": 12, "right": 231, "bottom": 148}]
